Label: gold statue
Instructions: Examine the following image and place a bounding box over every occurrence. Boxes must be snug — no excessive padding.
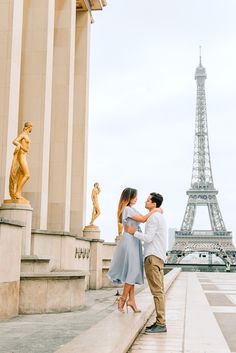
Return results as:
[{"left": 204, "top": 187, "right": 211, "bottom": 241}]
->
[
  {"left": 89, "top": 182, "right": 101, "bottom": 226},
  {"left": 8, "top": 121, "right": 32, "bottom": 203}
]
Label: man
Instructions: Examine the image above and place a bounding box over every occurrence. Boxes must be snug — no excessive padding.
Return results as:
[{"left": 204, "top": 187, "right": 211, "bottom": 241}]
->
[{"left": 125, "top": 192, "right": 167, "bottom": 333}]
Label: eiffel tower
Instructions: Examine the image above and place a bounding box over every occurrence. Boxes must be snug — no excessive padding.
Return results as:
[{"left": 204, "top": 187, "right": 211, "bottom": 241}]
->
[{"left": 167, "top": 51, "right": 236, "bottom": 265}]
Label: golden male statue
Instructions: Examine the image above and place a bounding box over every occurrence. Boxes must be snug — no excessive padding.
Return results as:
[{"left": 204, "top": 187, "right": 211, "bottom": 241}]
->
[
  {"left": 90, "top": 182, "right": 101, "bottom": 226},
  {"left": 9, "top": 121, "right": 32, "bottom": 202}
]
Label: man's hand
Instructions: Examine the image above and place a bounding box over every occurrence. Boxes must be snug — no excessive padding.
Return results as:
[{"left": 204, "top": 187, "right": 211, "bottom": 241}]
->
[{"left": 124, "top": 224, "right": 136, "bottom": 235}]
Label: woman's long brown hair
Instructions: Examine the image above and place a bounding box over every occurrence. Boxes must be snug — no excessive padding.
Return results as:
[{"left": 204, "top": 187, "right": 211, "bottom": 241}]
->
[{"left": 117, "top": 187, "right": 137, "bottom": 224}]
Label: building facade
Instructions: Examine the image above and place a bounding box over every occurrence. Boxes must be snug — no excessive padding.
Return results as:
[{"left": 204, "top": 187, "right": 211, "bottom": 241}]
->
[{"left": 0, "top": 0, "right": 106, "bottom": 234}]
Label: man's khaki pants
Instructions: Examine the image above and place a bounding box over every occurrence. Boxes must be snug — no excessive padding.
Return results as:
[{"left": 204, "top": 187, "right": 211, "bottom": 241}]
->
[{"left": 144, "top": 255, "right": 165, "bottom": 326}]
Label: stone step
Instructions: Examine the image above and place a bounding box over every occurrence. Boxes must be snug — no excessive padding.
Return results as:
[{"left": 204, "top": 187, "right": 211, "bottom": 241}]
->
[
  {"left": 54, "top": 268, "right": 181, "bottom": 353},
  {"left": 21, "top": 255, "right": 51, "bottom": 273},
  {"left": 19, "top": 271, "right": 87, "bottom": 314}
]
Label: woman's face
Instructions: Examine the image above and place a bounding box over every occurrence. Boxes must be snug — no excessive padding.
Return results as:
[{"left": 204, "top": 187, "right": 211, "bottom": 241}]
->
[{"left": 130, "top": 195, "right": 137, "bottom": 206}]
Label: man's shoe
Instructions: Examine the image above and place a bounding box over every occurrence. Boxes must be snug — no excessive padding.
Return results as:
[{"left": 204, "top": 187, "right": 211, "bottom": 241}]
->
[
  {"left": 145, "top": 322, "right": 156, "bottom": 330},
  {"left": 145, "top": 324, "right": 167, "bottom": 334}
]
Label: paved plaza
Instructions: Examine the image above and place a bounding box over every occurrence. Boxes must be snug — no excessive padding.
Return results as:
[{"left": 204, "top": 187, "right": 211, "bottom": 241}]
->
[
  {"left": 0, "top": 270, "right": 236, "bottom": 353},
  {"left": 0, "top": 285, "right": 137, "bottom": 353},
  {"left": 130, "top": 272, "right": 236, "bottom": 353}
]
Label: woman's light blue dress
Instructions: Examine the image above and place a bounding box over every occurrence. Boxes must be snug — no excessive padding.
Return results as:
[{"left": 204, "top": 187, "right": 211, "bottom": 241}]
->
[{"left": 107, "top": 206, "right": 144, "bottom": 285}]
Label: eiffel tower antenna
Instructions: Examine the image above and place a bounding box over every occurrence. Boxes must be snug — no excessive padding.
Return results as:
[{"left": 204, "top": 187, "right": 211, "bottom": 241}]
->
[
  {"left": 199, "top": 45, "right": 202, "bottom": 65},
  {"left": 167, "top": 52, "right": 236, "bottom": 265}
]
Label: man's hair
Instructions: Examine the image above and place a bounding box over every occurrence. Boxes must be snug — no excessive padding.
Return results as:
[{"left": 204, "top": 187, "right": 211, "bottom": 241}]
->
[{"left": 150, "top": 192, "right": 163, "bottom": 208}]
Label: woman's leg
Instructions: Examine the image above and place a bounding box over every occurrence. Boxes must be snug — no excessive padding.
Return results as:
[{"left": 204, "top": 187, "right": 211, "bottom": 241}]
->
[
  {"left": 121, "top": 283, "right": 132, "bottom": 300},
  {"left": 128, "top": 285, "right": 140, "bottom": 312},
  {"left": 128, "top": 285, "right": 138, "bottom": 307},
  {"left": 128, "top": 285, "right": 135, "bottom": 303},
  {"left": 118, "top": 283, "right": 132, "bottom": 312}
]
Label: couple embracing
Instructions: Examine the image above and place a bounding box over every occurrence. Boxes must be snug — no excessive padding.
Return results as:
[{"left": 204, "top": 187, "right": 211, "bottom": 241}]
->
[{"left": 107, "top": 188, "right": 167, "bottom": 334}]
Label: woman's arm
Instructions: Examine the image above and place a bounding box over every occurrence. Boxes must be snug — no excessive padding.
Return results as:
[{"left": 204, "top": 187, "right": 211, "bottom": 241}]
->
[{"left": 131, "top": 208, "right": 162, "bottom": 223}]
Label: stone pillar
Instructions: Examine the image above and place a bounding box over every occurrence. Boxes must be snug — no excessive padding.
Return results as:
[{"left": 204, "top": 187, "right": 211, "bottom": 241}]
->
[
  {"left": 39, "top": 0, "right": 55, "bottom": 230},
  {"left": 0, "top": 203, "right": 33, "bottom": 256},
  {"left": 89, "top": 239, "right": 104, "bottom": 289},
  {"left": 70, "top": 11, "right": 91, "bottom": 234},
  {"left": 0, "top": 0, "right": 23, "bottom": 200},
  {"left": 47, "top": 0, "right": 76, "bottom": 231},
  {"left": 17, "top": 0, "right": 55, "bottom": 230},
  {"left": 0, "top": 218, "right": 24, "bottom": 319}
]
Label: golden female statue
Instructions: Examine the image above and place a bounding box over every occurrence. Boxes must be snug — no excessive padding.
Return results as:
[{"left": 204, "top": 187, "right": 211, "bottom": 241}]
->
[
  {"left": 9, "top": 122, "right": 32, "bottom": 202},
  {"left": 90, "top": 182, "right": 101, "bottom": 226}
]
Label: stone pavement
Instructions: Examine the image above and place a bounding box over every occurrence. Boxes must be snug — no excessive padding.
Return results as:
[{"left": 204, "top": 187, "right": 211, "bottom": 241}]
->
[
  {"left": 0, "top": 269, "right": 179, "bottom": 353},
  {"left": 129, "top": 272, "right": 236, "bottom": 353},
  {"left": 0, "top": 285, "right": 140, "bottom": 353},
  {"left": 1, "top": 270, "right": 235, "bottom": 353}
]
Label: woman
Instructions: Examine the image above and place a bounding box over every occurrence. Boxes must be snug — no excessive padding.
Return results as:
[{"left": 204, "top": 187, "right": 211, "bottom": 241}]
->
[{"left": 107, "top": 187, "right": 160, "bottom": 313}]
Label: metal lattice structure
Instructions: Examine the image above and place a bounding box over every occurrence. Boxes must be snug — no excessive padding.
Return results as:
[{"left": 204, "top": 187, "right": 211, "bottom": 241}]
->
[{"left": 167, "top": 52, "right": 236, "bottom": 265}]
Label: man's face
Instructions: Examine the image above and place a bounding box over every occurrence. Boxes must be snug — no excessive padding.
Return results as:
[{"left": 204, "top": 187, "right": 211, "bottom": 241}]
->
[{"left": 145, "top": 195, "right": 155, "bottom": 210}]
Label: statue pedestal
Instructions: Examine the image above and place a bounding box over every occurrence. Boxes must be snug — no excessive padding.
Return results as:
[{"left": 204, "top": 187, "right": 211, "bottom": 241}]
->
[
  {"left": 3, "top": 198, "right": 30, "bottom": 205},
  {"left": 0, "top": 202, "right": 33, "bottom": 256},
  {"left": 83, "top": 225, "right": 103, "bottom": 289},
  {"left": 83, "top": 225, "right": 100, "bottom": 240}
]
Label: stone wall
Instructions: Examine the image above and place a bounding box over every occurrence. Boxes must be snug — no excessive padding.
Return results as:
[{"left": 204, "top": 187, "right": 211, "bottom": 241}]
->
[
  {"left": 0, "top": 219, "right": 24, "bottom": 319},
  {"left": 31, "top": 230, "right": 117, "bottom": 289}
]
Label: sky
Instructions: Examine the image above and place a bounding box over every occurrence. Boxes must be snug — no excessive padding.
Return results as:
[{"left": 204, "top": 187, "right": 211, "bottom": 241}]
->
[{"left": 85, "top": 0, "right": 236, "bottom": 245}]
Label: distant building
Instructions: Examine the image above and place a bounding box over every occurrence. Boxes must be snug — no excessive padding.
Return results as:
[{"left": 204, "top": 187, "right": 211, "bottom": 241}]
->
[{"left": 168, "top": 228, "right": 177, "bottom": 251}]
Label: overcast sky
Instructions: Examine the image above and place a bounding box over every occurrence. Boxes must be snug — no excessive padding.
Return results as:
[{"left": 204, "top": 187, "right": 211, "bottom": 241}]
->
[{"left": 85, "top": 0, "right": 236, "bottom": 245}]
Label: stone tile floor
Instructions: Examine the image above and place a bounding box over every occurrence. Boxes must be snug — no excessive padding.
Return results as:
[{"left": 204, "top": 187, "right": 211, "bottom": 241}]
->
[
  {"left": 129, "top": 272, "right": 236, "bottom": 353},
  {"left": 0, "top": 284, "right": 147, "bottom": 353},
  {"left": 1, "top": 272, "right": 236, "bottom": 353}
]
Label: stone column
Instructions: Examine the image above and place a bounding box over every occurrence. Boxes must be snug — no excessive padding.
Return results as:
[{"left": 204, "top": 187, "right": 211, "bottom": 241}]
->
[
  {"left": 47, "top": 0, "right": 76, "bottom": 231},
  {"left": 89, "top": 239, "right": 104, "bottom": 289},
  {"left": 0, "top": 203, "right": 33, "bottom": 256},
  {"left": 17, "top": 0, "right": 55, "bottom": 230},
  {"left": 0, "top": 0, "right": 23, "bottom": 200},
  {"left": 39, "top": 0, "right": 55, "bottom": 230},
  {"left": 70, "top": 11, "right": 91, "bottom": 234}
]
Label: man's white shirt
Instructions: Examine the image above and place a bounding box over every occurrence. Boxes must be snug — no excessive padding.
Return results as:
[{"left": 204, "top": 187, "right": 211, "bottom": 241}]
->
[{"left": 134, "top": 212, "right": 167, "bottom": 262}]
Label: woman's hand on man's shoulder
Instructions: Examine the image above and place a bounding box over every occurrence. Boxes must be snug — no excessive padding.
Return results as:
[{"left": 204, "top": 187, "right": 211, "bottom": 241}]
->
[{"left": 154, "top": 207, "right": 163, "bottom": 214}]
